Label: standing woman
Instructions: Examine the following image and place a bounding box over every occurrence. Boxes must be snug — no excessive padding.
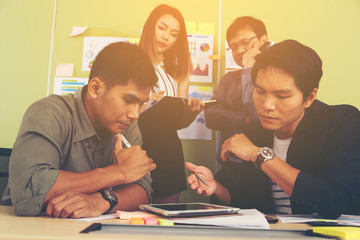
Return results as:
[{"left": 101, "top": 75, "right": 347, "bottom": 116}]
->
[{"left": 139, "top": 4, "right": 204, "bottom": 203}]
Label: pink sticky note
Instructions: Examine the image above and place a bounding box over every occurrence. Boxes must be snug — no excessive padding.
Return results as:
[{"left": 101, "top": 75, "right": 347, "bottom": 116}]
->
[
  {"left": 116, "top": 210, "right": 159, "bottom": 219},
  {"left": 55, "top": 63, "right": 74, "bottom": 77},
  {"left": 143, "top": 217, "right": 159, "bottom": 225}
]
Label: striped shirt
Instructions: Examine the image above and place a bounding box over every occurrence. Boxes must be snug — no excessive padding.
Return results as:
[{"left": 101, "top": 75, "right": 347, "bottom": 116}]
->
[
  {"left": 152, "top": 64, "right": 178, "bottom": 97},
  {"left": 272, "top": 135, "right": 292, "bottom": 214}
]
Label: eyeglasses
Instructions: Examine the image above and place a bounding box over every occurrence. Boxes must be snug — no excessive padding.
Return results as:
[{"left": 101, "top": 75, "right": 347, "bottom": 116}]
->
[{"left": 227, "top": 36, "right": 257, "bottom": 51}]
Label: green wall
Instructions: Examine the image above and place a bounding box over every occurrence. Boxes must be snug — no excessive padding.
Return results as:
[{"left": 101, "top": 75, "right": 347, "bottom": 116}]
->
[
  {"left": 0, "top": 0, "right": 54, "bottom": 148},
  {"left": 1, "top": 0, "right": 359, "bottom": 202}
]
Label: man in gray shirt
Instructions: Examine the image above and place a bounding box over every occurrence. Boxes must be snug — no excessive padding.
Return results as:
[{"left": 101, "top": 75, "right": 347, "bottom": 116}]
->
[{"left": 1, "top": 42, "right": 158, "bottom": 218}]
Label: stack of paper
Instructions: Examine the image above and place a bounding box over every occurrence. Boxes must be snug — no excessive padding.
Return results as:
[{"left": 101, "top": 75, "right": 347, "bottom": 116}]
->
[
  {"left": 170, "top": 209, "right": 270, "bottom": 229},
  {"left": 277, "top": 214, "right": 360, "bottom": 226}
]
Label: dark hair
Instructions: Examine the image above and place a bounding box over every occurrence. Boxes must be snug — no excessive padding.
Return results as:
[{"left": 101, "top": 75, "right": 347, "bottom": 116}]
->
[
  {"left": 251, "top": 39, "right": 323, "bottom": 99},
  {"left": 139, "top": 4, "right": 191, "bottom": 81},
  {"left": 226, "top": 16, "right": 267, "bottom": 43},
  {"left": 89, "top": 41, "right": 157, "bottom": 89}
]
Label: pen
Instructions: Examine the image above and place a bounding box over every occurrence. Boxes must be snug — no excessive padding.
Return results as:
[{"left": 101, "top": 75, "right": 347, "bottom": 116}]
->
[
  {"left": 119, "top": 133, "right": 151, "bottom": 176},
  {"left": 119, "top": 133, "right": 131, "bottom": 148},
  {"left": 194, "top": 172, "right": 209, "bottom": 187}
]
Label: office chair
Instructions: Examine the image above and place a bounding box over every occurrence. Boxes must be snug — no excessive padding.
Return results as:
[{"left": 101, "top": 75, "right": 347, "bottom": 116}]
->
[{"left": 0, "top": 148, "right": 11, "bottom": 197}]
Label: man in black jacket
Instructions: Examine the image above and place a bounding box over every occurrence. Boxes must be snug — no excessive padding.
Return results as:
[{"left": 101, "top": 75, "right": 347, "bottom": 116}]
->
[{"left": 186, "top": 40, "right": 360, "bottom": 219}]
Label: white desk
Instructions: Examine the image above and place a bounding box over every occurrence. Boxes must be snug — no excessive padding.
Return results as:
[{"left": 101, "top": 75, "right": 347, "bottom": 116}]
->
[{"left": 0, "top": 206, "right": 328, "bottom": 240}]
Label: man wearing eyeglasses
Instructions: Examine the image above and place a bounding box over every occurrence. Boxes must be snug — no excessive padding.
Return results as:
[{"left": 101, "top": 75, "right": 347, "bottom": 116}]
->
[{"left": 205, "top": 16, "right": 269, "bottom": 162}]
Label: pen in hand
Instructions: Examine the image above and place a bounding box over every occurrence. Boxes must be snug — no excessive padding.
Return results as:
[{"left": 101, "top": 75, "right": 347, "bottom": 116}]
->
[
  {"left": 194, "top": 172, "right": 209, "bottom": 187},
  {"left": 119, "top": 133, "right": 151, "bottom": 176},
  {"left": 119, "top": 133, "right": 131, "bottom": 148}
]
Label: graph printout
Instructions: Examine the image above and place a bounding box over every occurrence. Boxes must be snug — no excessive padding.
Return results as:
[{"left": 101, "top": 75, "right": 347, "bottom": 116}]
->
[
  {"left": 188, "top": 34, "right": 213, "bottom": 83},
  {"left": 82, "top": 35, "right": 214, "bottom": 83},
  {"left": 82, "top": 37, "right": 129, "bottom": 71},
  {"left": 53, "top": 77, "right": 88, "bottom": 95},
  {"left": 177, "top": 86, "right": 213, "bottom": 140}
]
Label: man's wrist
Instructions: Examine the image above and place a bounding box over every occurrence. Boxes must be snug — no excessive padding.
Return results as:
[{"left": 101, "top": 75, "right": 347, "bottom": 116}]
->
[
  {"left": 102, "top": 165, "right": 126, "bottom": 185},
  {"left": 96, "top": 192, "right": 110, "bottom": 214},
  {"left": 99, "top": 189, "right": 118, "bottom": 214},
  {"left": 255, "top": 147, "right": 276, "bottom": 169},
  {"left": 212, "top": 180, "right": 220, "bottom": 196},
  {"left": 251, "top": 147, "right": 261, "bottom": 163}
]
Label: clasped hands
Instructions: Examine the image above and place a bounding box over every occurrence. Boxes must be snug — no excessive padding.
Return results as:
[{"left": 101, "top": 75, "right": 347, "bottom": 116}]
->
[{"left": 45, "top": 135, "right": 155, "bottom": 218}]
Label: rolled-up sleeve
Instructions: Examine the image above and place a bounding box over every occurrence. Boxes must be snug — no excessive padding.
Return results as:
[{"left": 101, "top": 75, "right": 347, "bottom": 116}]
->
[
  {"left": 9, "top": 101, "right": 66, "bottom": 216},
  {"left": 134, "top": 173, "right": 152, "bottom": 203}
]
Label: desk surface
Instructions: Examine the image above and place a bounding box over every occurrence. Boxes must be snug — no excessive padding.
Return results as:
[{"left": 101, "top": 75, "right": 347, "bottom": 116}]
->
[{"left": 0, "top": 206, "right": 328, "bottom": 240}]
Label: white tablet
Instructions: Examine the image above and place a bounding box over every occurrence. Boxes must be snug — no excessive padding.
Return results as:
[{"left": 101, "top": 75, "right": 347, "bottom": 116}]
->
[{"left": 139, "top": 202, "right": 240, "bottom": 217}]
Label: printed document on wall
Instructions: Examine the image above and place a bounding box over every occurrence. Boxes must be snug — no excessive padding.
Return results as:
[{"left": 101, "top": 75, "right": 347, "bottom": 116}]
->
[
  {"left": 177, "top": 86, "right": 213, "bottom": 140},
  {"left": 53, "top": 77, "right": 88, "bottom": 95},
  {"left": 82, "top": 37, "right": 129, "bottom": 71},
  {"left": 188, "top": 34, "right": 213, "bottom": 83}
]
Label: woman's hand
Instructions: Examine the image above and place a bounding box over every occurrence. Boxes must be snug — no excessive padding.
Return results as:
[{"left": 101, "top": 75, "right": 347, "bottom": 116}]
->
[
  {"left": 140, "top": 91, "right": 165, "bottom": 113},
  {"left": 184, "top": 96, "right": 205, "bottom": 115},
  {"left": 150, "top": 91, "right": 165, "bottom": 102}
]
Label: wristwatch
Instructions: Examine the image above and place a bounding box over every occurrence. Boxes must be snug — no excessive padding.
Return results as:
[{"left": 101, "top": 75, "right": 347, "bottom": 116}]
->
[
  {"left": 99, "top": 189, "right": 118, "bottom": 214},
  {"left": 255, "top": 147, "right": 275, "bottom": 169}
]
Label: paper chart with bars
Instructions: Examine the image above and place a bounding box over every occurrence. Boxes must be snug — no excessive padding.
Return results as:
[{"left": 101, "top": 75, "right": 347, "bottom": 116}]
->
[{"left": 53, "top": 77, "right": 88, "bottom": 95}]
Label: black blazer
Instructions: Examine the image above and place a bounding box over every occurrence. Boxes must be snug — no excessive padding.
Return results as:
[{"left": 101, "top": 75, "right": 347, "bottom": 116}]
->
[{"left": 214, "top": 100, "right": 360, "bottom": 219}]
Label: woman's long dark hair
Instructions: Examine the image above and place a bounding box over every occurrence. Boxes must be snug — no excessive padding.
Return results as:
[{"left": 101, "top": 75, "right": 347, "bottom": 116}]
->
[{"left": 139, "top": 4, "right": 191, "bottom": 82}]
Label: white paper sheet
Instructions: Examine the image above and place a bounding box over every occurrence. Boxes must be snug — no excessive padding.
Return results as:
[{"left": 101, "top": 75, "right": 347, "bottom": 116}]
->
[
  {"left": 70, "top": 26, "right": 88, "bottom": 37},
  {"left": 69, "top": 213, "right": 117, "bottom": 222},
  {"left": 171, "top": 209, "right": 270, "bottom": 229},
  {"left": 277, "top": 214, "right": 321, "bottom": 223},
  {"left": 277, "top": 214, "right": 360, "bottom": 225}
]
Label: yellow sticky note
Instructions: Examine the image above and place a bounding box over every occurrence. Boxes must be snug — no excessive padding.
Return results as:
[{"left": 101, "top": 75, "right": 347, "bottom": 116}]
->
[
  {"left": 209, "top": 55, "right": 221, "bottom": 60},
  {"left": 128, "top": 37, "right": 140, "bottom": 44},
  {"left": 197, "top": 22, "right": 215, "bottom": 36},
  {"left": 313, "top": 226, "right": 360, "bottom": 239},
  {"left": 198, "top": 86, "right": 212, "bottom": 92},
  {"left": 185, "top": 21, "right": 197, "bottom": 34},
  {"left": 157, "top": 218, "right": 174, "bottom": 226}
]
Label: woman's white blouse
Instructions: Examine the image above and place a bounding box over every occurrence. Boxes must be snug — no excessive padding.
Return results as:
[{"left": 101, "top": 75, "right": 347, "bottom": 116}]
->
[{"left": 152, "top": 64, "right": 178, "bottom": 97}]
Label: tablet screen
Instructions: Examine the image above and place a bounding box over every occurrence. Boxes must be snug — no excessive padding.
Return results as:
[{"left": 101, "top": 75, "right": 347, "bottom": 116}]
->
[
  {"left": 139, "top": 202, "right": 240, "bottom": 217},
  {"left": 154, "top": 203, "right": 225, "bottom": 211}
]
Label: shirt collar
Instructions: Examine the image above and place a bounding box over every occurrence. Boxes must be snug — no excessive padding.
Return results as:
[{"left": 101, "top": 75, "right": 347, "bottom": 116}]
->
[
  {"left": 73, "top": 85, "right": 115, "bottom": 144},
  {"left": 71, "top": 85, "right": 96, "bottom": 142}
]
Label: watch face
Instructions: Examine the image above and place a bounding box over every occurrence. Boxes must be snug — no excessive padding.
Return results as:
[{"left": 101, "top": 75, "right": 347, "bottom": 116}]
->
[
  {"left": 260, "top": 147, "right": 275, "bottom": 159},
  {"left": 104, "top": 189, "right": 117, "bottom": 201}
]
